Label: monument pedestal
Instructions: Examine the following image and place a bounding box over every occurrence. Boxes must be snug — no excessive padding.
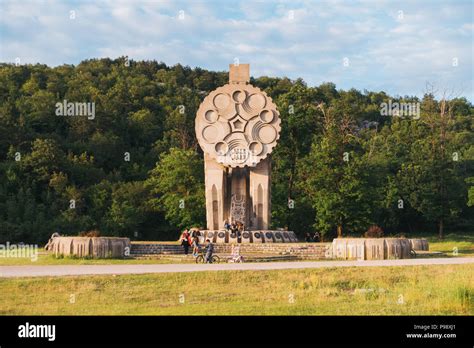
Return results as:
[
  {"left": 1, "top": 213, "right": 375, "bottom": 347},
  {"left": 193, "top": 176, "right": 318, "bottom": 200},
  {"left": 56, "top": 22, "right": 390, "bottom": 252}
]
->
[{"left": 204, "top": 155, "right": 271, "bottom": 231}]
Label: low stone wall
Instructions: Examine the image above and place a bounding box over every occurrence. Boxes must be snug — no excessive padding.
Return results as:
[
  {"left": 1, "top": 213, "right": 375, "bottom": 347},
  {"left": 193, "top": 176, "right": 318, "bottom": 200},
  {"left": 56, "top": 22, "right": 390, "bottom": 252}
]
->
[
  {"left": 331, "top": 238, "right": 428, "bottom": 260},
  {"left": 131, "top": 242, "right": 331, "bottom": 260},
  {"left": 131, "top": 243, "right": 185, "bottom": 255},
  {"left": 409, "top": 238, "right": 429, "bottom": 251},
  {"left": 50, "top": 237, "right": 131, "bottom": 258}
]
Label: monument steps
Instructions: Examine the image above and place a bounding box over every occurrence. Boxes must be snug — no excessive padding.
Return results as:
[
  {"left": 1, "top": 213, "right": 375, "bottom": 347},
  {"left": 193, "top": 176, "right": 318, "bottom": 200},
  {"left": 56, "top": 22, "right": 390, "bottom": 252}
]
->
[
  {"left": 130, "top": 242, "right": 330, "bottom": 260},
  {"left": 130, "top": 253, "right": 299, "bottom": 262}
]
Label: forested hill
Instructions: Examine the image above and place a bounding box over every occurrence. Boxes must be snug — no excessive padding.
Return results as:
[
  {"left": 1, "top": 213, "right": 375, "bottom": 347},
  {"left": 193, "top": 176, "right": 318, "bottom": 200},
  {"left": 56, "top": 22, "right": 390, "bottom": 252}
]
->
[{"left": 0, "top": 57, "right": 473, "bottom": 244}]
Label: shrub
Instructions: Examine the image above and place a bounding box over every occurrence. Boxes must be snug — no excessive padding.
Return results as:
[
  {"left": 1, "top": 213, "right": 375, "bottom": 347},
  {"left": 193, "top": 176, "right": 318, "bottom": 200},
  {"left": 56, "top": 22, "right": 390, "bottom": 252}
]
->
[
  {"left": 79, "top": 230, "right": 101, "bottom": 237},
  {"left": 364, "top": 225, "right": 384, "bottom": 238}
]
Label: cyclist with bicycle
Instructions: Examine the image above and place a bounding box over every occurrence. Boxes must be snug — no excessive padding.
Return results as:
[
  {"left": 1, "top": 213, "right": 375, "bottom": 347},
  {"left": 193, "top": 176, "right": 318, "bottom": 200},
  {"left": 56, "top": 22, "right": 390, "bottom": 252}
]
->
[{"left": 205, "top": 239, "right": 214, "bottom": 263}]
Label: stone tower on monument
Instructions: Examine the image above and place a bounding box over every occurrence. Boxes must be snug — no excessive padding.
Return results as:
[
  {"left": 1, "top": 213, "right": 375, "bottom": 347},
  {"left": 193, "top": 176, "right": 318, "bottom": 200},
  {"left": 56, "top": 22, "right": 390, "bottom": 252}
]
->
[{"left": 195, "top": 64, "right": 297, "bottom": 243}]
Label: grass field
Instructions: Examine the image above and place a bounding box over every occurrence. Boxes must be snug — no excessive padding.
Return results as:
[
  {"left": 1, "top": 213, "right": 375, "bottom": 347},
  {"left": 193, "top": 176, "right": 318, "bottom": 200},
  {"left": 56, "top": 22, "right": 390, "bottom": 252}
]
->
[
  {"left": 0, "top": 264, "right": 472, "bottom": 315},
  {"left": 427, "top": 233, "right": 474, "bottom": 257}
]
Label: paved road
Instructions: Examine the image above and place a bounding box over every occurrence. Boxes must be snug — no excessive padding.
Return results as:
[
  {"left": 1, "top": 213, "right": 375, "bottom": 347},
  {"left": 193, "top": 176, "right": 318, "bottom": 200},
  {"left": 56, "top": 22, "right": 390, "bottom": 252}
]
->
[{"left": 0, "top": 257, "right": 472, "bottom": 278}]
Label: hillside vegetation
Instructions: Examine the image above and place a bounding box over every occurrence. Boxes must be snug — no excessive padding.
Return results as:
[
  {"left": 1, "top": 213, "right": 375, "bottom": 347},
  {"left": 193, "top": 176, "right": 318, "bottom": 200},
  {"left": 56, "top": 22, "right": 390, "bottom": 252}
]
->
[{"left": 0, "top": 58, "right": 472, "bottom": 243}]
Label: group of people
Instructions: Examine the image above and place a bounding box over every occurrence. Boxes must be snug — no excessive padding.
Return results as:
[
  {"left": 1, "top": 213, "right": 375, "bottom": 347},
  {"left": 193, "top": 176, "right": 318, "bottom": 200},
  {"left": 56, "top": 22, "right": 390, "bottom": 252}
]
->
[
  {"left": 180, "top": 227, "right": 245, "bottom": 263},
  {"left": 223, "top": 220, "right": 244, "bottom": 236},
  {"left": 180, "top": 229, "right": 214, "bottom": 262},
  {"left": 180, "top": 219, "right": 248, "bottom": 263},
  {"left": 305, "top": 232, "right": 321, "bottom": 243}
]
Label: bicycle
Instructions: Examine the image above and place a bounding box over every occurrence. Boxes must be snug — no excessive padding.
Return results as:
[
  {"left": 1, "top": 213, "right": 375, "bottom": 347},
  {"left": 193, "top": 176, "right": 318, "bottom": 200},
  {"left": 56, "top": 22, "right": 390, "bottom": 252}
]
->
[
  {"left": 228, "top": 254, "right": 244, "bottom": 263},
  {"left": 195, "top": 250, "right": 220, "bottom": 264}
]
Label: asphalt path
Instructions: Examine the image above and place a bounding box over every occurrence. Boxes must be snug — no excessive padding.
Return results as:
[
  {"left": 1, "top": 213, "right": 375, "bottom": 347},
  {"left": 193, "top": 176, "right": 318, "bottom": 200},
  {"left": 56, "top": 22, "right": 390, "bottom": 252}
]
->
[{"left": 0, "top": 257, "right": 472, "bottom": 278}]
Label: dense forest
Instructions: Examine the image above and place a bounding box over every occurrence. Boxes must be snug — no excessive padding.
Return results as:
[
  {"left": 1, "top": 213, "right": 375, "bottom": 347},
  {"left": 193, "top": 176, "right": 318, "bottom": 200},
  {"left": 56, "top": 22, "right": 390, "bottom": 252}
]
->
[{"left": 0, "top": 57, "right": 472, "bottom": 244}]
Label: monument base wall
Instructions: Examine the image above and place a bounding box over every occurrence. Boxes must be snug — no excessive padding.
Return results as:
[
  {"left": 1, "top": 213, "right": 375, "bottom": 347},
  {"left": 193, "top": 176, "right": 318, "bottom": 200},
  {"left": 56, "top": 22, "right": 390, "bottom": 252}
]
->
[{"left": 131, "top": 238, "right": 427, "bottom": 261}]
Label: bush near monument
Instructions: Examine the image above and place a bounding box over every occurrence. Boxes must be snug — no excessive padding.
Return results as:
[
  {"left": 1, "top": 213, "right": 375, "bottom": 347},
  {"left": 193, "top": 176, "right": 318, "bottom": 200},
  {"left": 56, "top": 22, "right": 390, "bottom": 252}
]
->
[
  {"left": 365, "top": 225, "right": 384, "bottom": 238},
  {"left": 78, "top": 230, "right": 101, "bottom": 237}
]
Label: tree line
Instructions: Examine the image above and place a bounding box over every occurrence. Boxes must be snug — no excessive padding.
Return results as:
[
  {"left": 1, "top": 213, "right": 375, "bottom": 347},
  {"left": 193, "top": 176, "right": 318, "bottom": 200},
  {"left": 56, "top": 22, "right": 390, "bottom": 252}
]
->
[{"left": 0, "top": 57, "right": 472, "bottom": 243}]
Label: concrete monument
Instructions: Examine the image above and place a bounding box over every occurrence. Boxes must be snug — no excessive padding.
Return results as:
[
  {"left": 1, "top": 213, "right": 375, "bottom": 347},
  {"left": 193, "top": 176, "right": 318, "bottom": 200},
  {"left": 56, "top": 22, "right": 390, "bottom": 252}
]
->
[{"left": 195, "top": 64, "right": 297, "bottom": 243}]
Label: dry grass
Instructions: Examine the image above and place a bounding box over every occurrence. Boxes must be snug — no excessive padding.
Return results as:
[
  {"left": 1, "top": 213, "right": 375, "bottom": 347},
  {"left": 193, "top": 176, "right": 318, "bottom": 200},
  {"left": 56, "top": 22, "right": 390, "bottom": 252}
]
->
[
  {"left": 0, "top": 264, "right": 472, "bottom": 315},
  {"left": 0, "top": 252, "right": 179, "bottom": 265}
]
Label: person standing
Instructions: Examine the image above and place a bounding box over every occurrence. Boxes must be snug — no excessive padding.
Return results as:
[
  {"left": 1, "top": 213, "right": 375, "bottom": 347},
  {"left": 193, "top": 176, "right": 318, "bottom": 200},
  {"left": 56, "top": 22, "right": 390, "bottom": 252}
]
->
[
  {"left": 224, "top": 220, "right": 231, "bottom": 232},
  {"left": 181, "top": 229, "right": 191, "bottom": 255},
  {"left": 313, "top": 232, "right": 321, "bottom": 242},
  {"left": 192, "top": 235, "right": 200, "bottom": 257},
  {"left": 236, "top": 222, "right": 243, "bottom": 238},
  {"left": 231, "top": 244, "right": 243, "bottom": 263}
]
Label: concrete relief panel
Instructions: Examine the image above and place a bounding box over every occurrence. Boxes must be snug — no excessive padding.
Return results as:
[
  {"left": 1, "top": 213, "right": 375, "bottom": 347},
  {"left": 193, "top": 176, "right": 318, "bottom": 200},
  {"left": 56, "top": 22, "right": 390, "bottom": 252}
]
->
[{"left": 195, "top": 84, "right": 281, "bottom": 168}]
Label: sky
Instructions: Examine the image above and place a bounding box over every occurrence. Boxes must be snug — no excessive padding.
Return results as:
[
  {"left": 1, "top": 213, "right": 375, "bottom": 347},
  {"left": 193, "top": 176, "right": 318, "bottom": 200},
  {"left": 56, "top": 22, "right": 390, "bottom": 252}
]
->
[{"left": 0, "top": 0, "right": 473, "bottom": 100}]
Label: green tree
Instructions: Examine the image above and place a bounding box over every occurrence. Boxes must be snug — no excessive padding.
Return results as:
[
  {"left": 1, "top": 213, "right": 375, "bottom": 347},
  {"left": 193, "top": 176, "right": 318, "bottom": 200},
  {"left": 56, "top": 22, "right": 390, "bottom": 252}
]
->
[
  {"left": 145, "top": 148, "right": 205, "bottom": 231},
  {"left": 271, "top": 81, "right": 321, "bottom": 234},
  {"left": 20, "top": 138, "right": 65, "bottom": 183},
  {"left": 301, "top": 104, "right": 372, "bottom": 239},
  {"left": 395, "top": 96, "right": 467, "bottom": 238},
  {"left": 104, "top": 182, "right": 148, "bottom": 237}
]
